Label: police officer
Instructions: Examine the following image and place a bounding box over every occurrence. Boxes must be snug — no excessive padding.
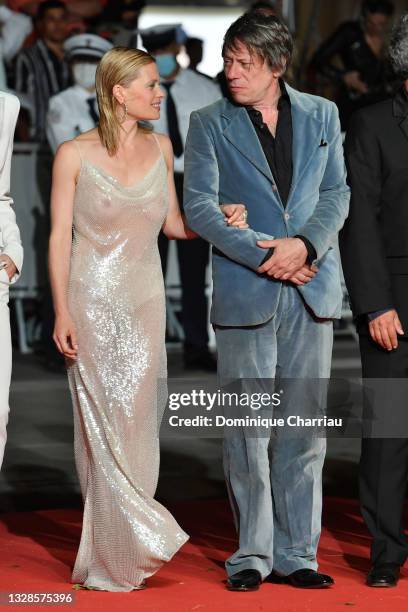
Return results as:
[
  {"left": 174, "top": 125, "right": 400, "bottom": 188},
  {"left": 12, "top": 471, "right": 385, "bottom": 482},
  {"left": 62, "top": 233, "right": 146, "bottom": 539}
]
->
[{"left": 46, "top": 33, "right": 113, "bottom": 152}]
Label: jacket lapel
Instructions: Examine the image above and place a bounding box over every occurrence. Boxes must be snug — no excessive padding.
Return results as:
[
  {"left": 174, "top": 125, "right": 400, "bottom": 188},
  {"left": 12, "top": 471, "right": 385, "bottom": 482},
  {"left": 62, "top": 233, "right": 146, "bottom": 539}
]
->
[
  {"left": 222, "top": 104, "right": 277, "bottom": 186},
  {"left": 221, "top": 89, "right": 323, "bottom": 209},
  {"left": 392, "top": 88, "right": 408, "bottom": 143},
  {"left": 399, "top": 116, "right": 408, "bottom": 143},
  {"left": 287, "top": 85, "right": 323, "bottom": 203}
]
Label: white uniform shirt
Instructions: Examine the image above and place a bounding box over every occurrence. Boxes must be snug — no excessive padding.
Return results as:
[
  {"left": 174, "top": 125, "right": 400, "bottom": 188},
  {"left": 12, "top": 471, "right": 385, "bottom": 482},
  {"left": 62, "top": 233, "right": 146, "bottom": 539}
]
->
[
  {"left": 0, "top": 7, "right": 32, "bottom": 94},
  {"left": 46, "top": 85, "right": 98, "bottom": 153},
  {"left": 152, "top": 68, "right": 221, "bottom": 174},
  {"left": 0, "top": 7, "right": 32, "bottom": 64}
]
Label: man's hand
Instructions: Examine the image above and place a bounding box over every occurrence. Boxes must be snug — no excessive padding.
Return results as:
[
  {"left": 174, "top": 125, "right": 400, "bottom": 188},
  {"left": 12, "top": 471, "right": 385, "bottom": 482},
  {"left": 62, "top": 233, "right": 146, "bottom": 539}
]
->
[
  {"left": 368, "top": 309, "right": 404, "bottom": 351},
  {"left": 220, "top": 203, "right": 249, "bottom": 229},
  {"left": 0, "top": 255, "right": 17, "bottom": 281},
  {"left": 257, "top": 237, "right": 308, "bottom": 278},
  {"left": 287, "top": 264, "right": 318, "bottom": 286}
]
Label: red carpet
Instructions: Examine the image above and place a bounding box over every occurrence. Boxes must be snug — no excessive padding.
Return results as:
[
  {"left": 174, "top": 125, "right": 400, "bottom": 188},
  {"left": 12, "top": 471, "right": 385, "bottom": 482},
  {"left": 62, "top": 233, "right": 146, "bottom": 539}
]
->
[{"left": 1, "top": 498, "right": 407, "bottom": 611}]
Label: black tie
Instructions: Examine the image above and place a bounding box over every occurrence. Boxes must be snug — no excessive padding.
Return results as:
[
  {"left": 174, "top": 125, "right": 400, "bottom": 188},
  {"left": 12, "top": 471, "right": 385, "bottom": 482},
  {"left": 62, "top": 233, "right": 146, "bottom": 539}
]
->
[
  {"left": 87, "top": 97, "right": 99, "bottom": 124},
  {"left": 162, "top": 82, "right": 183, "bottom": 158}
]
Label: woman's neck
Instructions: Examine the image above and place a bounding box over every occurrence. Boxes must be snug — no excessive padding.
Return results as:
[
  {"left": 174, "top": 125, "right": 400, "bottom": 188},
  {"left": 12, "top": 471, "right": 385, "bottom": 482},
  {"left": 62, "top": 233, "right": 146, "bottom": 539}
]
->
[{"left": 118, "top": 118, "right": 139, "bottom": 146}]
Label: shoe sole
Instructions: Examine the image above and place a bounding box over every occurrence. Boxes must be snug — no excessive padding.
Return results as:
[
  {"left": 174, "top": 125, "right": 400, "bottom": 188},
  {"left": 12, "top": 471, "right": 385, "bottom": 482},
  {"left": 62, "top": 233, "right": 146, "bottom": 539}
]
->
[
  {"left": 226, "top": 584, "right": 260, "bottom": 592},
  {"left": 290, "top": 583, "right": 333, "bottom": 589},
  {"left": 366, "top": 582, "right": 397, "bottom": 588},
  {"left": 267, "top": 577, "right": 333, "bottom": 589}
]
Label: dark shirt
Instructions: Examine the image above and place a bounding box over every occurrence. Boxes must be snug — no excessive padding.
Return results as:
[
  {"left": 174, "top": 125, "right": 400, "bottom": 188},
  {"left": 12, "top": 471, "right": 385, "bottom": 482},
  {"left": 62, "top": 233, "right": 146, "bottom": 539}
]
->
[
  {"left": 246, "top": 84, "right": 293, "bottom": 206},
  {"left": 246, "top": 82, "right": 316, "bottom": 263}
]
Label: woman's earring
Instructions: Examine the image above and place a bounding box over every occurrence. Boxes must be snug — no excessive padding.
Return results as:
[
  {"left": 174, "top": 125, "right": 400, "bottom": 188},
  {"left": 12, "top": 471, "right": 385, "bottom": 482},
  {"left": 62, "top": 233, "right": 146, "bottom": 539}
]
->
[{"left": 119, "top": 102, "right": 128, "bottom": 123}]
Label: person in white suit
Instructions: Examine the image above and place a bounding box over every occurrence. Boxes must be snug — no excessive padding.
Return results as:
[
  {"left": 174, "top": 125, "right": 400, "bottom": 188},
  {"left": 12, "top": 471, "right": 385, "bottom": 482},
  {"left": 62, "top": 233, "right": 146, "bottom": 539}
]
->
[{"left": 0, "top": 90, "right": 23, "bottom": 468}]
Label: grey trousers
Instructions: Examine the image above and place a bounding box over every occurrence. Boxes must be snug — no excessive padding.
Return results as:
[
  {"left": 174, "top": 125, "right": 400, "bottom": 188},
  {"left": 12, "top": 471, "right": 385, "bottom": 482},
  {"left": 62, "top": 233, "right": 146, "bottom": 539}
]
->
[{"left": 215, "top": 284, "right": 333, "bottom": 578}]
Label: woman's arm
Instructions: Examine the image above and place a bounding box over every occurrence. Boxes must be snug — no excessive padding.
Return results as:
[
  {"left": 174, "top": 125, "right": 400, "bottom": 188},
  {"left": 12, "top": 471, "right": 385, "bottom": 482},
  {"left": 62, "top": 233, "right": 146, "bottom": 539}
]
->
[
  {"left": 159, "top": 133, "right": 194, "bottom": 240},
  {"left": 48, "top": 140, "right": 79, "bottom": 360},
  {"left": 158, "top": 134, "right": 249, "bottom": 240}
]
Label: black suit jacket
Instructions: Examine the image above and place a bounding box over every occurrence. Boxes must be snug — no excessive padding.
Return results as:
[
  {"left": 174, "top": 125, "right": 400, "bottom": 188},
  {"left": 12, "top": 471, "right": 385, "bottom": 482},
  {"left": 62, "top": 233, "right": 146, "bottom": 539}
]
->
[{"left": 339, "top": 88, "right": 408, "bottom": 331}]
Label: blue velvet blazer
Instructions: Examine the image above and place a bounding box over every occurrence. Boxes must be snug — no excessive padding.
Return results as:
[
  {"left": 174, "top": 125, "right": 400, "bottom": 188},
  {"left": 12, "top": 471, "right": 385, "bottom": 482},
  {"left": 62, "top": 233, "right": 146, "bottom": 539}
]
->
[{"left": 183, "top": 84, "right": 350, "bottom": 326}]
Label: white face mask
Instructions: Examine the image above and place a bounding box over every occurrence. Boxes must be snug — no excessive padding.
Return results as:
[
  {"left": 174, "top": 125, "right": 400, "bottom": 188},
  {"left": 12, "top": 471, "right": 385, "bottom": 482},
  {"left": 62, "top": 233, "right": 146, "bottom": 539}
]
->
[{"left": 72, "top": 63, "right": 97, "bottom": 90}]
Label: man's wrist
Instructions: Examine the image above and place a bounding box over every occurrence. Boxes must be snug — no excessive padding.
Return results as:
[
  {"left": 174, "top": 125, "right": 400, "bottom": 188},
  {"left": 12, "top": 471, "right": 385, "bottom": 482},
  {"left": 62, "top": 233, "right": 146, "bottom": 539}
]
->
[
  {"left": 367, "top": 308, "right": 394, "bottom": 321},
  {"left": 294, "top": 235, "right": 317, "bottom": 264},
  {"left": 260, "top": 247, "right": 275, "bottom": 265}
]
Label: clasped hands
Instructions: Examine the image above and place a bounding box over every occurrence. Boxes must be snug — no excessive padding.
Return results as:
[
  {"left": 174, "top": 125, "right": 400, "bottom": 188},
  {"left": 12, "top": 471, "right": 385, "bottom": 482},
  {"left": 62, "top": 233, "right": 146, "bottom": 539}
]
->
[
  {"left": 257, "top": 237, "right": 317, "bottom": 286},
  {"left": 221, "top": 204, "right": 316, "bottom": 286},
  {"left": 221, "top": 206, "right": 403, "bottom": 347}
]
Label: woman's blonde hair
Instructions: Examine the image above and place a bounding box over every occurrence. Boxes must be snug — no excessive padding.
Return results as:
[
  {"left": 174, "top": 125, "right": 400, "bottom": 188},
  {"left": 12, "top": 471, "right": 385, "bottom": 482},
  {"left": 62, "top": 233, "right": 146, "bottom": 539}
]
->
[{"left": 96, "top": 47, "right": 155, "bottom": 156}]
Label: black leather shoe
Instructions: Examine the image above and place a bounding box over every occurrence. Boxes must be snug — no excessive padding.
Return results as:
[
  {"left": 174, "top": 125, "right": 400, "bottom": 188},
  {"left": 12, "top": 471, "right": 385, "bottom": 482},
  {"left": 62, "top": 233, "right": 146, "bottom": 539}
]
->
[
  {"left": 268, "top": 569, "right": 334, "bottom": 589},
  {"left": 226, "top": 569, "right": 262, "bottom": 591},
  {"left": 366, "top": 563, "right": 400, "bottom": 587}
]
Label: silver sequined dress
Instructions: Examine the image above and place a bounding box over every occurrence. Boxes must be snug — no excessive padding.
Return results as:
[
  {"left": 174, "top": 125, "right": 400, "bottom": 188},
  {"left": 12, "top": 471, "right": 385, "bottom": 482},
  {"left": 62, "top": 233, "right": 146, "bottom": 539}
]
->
[{"left": 67, "top": 137, "right": 188, "bottom": 591}]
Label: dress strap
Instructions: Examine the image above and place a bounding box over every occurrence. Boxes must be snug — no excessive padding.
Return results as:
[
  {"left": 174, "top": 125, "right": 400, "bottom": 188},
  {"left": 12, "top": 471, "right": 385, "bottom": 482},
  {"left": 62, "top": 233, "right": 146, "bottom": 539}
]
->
[
  {"left": 72, "top": 138, "right": 83, "bottom": 165},
  {"left": 152, "top": 132, "right": 163, "bottom": 157}
]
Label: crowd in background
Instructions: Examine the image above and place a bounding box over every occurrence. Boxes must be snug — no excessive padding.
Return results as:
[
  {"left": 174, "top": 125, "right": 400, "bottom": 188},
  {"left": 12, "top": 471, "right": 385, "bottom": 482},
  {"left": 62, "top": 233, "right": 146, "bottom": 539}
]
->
[
  {"left": 0, "top": 0, "right": 400, "bottom": 139},
  {"left": 0, "top": 0, "right": 404, "bottom": 370}
]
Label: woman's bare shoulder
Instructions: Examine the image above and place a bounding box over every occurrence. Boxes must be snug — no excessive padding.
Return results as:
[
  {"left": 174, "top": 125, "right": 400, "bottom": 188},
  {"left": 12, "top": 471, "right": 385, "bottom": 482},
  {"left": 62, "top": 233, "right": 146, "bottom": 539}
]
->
[
  {"left": 54, "top": 139, "right": 82, "bottom": 173},
  {"left": 72, "top": 129, "right": 105, "bottom": 158},
  {"left": 55, "top": 139, "right": 79, "bottom": 161},
  {"left": 75, "top": 128, "right": 100, "bottom": 142}
]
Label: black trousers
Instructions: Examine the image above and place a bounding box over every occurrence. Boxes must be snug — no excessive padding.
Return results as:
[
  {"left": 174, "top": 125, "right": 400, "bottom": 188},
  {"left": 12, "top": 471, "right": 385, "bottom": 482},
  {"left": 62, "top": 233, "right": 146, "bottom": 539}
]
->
[
  {"left": 358, "top": 331, "right": 408, "bottom": 566},
  {"left": 158, "top": 172, "right": 209, "bottom": 350}
]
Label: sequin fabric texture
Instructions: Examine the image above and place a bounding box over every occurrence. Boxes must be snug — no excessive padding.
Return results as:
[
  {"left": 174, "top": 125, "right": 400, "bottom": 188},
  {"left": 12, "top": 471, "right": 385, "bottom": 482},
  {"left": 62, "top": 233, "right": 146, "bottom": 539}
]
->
[{"left": 67, "top": 137, "right": 188, "bottom": 592}]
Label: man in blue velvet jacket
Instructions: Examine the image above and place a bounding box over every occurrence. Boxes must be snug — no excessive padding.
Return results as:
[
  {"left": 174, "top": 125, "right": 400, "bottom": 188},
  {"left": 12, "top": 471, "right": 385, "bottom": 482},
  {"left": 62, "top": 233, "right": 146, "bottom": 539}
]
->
[{"left": 184, "top": 12, "right": 349, "bottom": 592}]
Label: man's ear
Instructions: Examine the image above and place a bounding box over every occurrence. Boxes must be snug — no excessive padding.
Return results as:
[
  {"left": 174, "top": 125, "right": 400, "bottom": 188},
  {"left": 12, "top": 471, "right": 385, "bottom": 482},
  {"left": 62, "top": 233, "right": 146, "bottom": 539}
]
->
[{"left": 271, "top": 63, "right": 285, "bottom": 80}]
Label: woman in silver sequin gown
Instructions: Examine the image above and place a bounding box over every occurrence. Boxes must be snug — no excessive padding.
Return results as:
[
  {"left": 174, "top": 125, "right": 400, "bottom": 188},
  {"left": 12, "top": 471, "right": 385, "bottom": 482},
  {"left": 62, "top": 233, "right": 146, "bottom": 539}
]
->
[{"left": 48, "top": 48, "right": 248, "bottom": 592}]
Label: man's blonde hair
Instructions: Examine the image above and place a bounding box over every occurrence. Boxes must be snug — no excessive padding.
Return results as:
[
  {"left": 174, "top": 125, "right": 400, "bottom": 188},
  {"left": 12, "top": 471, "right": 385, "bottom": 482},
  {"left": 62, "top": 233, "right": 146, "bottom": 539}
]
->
[{"left": 96, "top": 47, "right": 155, "bottom": 156}]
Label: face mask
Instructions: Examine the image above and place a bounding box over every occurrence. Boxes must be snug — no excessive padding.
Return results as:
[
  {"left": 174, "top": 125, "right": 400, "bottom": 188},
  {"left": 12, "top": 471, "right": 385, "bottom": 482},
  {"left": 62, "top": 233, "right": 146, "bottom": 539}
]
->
[
  {"left": 73, "top": 63, "right": 97, "bottom": 90},
  {"left": 155, "top": 54, "right": 177, "bottom": 78}
]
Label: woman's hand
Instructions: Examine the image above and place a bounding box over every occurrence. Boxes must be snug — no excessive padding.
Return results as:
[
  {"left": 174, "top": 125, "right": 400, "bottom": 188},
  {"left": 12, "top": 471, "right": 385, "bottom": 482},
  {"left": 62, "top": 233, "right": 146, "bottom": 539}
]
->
[
  {"left": 53, "top": 312, "right": 78, "bottom": 361},
  {"left": 220, "top": 203, "right": 249, "bottom": 229},
  {"left": 343, "top": 71, "right": 368, "bottom": 94}
]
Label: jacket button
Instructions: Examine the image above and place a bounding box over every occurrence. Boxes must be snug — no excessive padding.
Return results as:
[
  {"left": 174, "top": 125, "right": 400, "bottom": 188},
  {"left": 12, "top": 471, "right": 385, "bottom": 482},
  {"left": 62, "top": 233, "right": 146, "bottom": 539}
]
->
[{"left": 284, "top": 212, "right": 290, "bottom": 220}]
